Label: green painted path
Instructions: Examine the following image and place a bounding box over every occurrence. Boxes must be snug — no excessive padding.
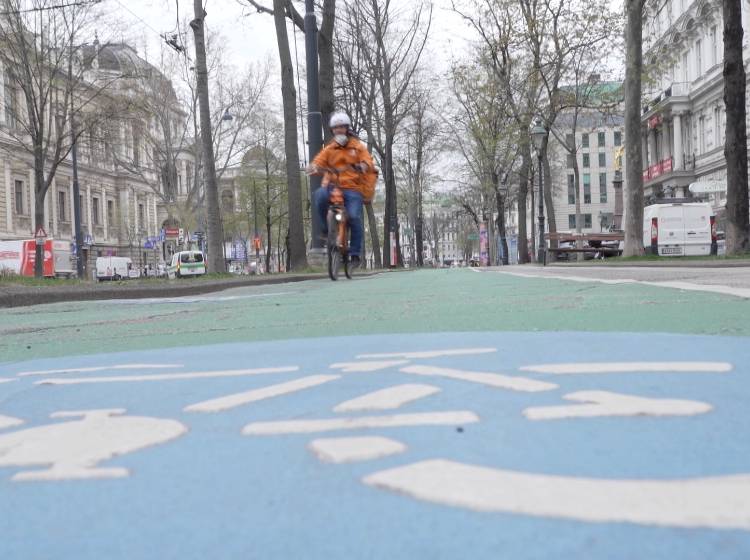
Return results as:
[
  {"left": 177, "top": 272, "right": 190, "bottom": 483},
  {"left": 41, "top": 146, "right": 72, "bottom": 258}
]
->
[{"left": 2, "top": 268, "right": 748, "bottom": 364}]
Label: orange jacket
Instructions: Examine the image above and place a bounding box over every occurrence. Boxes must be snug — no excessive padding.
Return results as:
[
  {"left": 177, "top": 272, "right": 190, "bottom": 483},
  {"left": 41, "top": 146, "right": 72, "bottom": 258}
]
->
[{"left": 312, "top": 138, "right": 375, "bottom": 200}]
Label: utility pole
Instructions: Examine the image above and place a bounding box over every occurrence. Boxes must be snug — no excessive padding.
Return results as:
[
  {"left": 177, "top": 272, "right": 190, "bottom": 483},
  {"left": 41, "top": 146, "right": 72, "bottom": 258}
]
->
[
  {"left": 190, "top": 0, "right": 225, "bottom": 273},
  {"left": 305, "top": 0, "right": 324, "bottom": 252},
  {"left": 253, "top": 180, "right": 260, "bottom": 265}
]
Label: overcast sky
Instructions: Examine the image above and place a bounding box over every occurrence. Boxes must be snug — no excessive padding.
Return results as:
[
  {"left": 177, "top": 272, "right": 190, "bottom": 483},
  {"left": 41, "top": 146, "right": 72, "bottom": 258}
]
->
[{"left": 111, "top": 0, "right": 474, "bottom": 75}]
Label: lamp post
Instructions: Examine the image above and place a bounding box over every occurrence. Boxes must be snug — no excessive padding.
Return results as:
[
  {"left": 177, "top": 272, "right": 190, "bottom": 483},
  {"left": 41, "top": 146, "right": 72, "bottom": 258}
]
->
[{"left": 530, "top": 118, "right": 547, "bottom": 265}]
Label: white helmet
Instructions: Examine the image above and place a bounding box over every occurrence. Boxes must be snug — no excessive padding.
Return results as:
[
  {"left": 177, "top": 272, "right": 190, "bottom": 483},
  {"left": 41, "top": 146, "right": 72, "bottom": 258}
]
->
[{"left": 329, "top": 112, "right": 352, "bottom": 129}]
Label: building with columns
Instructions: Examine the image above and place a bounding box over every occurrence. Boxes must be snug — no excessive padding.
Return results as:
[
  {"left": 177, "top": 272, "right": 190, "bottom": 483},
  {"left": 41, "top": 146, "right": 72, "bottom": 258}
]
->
[
  {"left": 641, "top": 0, "right": 740, "bottom": 224},
  {"left": 0, "top": 41, "right": 196, "bottom": 276}
]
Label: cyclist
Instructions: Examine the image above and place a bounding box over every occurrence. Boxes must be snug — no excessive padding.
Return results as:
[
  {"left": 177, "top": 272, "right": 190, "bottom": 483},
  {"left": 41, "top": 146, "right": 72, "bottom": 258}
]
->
[{"left": 307, "top": 112, "right": 375, "bottom": 269}]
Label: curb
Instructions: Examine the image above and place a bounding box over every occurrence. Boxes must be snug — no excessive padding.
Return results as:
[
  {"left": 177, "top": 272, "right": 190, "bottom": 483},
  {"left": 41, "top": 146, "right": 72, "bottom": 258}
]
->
[{"left": 0, "top": 271, "right": 383, "bottom": 308}]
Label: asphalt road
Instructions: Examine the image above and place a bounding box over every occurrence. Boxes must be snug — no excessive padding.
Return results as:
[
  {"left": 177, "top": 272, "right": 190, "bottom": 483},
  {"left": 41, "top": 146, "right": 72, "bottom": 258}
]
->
[{"left": 1, "top": 267, "right": 749, "bottom": 559}]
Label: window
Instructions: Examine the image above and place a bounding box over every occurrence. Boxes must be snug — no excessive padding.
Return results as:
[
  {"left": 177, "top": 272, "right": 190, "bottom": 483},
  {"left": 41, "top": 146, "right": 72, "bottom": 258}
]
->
[
  {"left": 107, "top": 200, "right": 114, "bottom": 225},
  {"left": 79, "top": 195, "right": 86, "bottom": 224},
  {"left": 699, "top": 115, "right": 706, "bottom": 153},
  {"left": 598, "top": 132, "right": 606, "bottom": 147},
  {"left": 582, "top": 153, "right": 590, "bottom": 168},
  {"left": 598, "top": 153, "right": 606, "bottom": 167},
  {"left": 682, "top": 52, "right": 688, "bottom": 82},
  {"left": 710, "top": 26, "right": 718, "bottom": 66},
  {"left": 568, "top": 214, "right": 577, "bottom": 229},
  {"left": 4, "top": 84, "right": 17, "bottom": 128},
  {"left": 714, "top": 106, "right": 722, "bottom": 148},
  {"left": 581, "top": 133, "right": 589, "bottom": 148},
  {"left": 565, "top": 134, "right": 575, "bottom": 150},
  {"left": 599, "top": 173, "right": 608, "bottom": 203},
  {"left": 614, "top": 131, "right": 622, "bottom": 146},
  {"left": 58, "top": 191, "right": 67, "bottom": 222},
  {"left": 138, "top": 203, "right": 145, "bottom": 228},
  {"left": 583, "top": 174, "right": 591, "bottom": 203},
  {"left": 695, "top": 39, "right": 702, "bottom": 76},
  {"left": 567, "top": 175, "right": 576, "bottom": 204},
  {"left": 92, "top": 197, "right": 100, "bottom": 225},
  {"left": 584, "top": 214, "right": 592, "bottom": 229},
  {"left": 566, "top": 154, "right": 576, "bottom": 168},
  {"left": 14, "top": 180, "right": 23, "bottom": 214}
]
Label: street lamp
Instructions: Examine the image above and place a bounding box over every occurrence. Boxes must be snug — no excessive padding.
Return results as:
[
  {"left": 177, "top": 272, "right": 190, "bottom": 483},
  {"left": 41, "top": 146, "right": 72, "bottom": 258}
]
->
[
  {"left": 221, "top": 109, "right": 233, "bottom": 122},
  {"left": 530, "top": 118, "right": 547, "bottom": 265}
]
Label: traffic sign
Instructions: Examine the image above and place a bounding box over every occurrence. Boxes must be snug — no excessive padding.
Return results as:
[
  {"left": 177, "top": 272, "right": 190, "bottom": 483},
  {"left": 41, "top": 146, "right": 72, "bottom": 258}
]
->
[
  {"left": 689, "top": 181, "right": 726, "bottom": 193},
  {"left": 34, "top": 226, "right": 47, "bottom": 240}
]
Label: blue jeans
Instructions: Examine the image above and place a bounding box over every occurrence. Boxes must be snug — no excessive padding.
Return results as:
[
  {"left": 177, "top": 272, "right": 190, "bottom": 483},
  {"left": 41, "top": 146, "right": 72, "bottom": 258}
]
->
[{"left": 313, "top": 186, "right": 363, "bottom": 257}]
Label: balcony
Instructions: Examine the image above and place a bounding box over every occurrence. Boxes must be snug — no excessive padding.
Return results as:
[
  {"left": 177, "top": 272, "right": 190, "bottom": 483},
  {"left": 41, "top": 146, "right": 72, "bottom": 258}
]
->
[{"left": 642, "top": 157, "right": 673, "bottom": 181}]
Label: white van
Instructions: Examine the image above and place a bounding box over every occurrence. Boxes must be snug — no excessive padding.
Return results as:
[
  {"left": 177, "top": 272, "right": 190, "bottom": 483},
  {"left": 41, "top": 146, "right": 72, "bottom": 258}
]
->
[
  {"left": 168, "top": 250, "right": 206, "bottom": 279},
  {"left": 643, "top": 202, "right": 717, "bottom": 256},
  {"left": 96, "top": 256, "right": 133, "bottom": 281}
]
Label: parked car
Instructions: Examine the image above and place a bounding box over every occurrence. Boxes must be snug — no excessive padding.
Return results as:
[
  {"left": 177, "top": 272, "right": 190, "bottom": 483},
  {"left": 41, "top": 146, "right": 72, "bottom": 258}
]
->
[
  {"left": 167, "top": 251, "right": 206, "bottom": 279},
  {"left": 643, "top": 202, "right": 716, "bottom": 256}
]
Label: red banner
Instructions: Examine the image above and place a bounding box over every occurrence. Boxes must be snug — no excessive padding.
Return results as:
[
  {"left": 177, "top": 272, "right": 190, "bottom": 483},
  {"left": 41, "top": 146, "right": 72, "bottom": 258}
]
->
[{"left": 20, "top": 240, "right": 54, "bottom": 276}]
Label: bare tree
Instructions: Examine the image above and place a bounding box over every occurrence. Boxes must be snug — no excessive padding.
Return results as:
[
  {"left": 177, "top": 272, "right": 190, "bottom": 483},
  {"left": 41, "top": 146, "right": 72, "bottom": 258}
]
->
[
  {"left": 0, "top": 0, "right": 123, "bottom": 276},
  {"left": 723, "top": 0, "right": 750, "bottom": 254}
]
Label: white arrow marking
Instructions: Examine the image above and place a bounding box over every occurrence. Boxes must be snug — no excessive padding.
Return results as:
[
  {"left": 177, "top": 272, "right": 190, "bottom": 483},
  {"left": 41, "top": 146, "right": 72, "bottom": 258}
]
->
[
  {"left": 17, "top": 363, "right": 184, "bottom": 377},
  {"left": 242, "top": 411, "right": 479, "bottom": 435},
  {"left": 329, "top": 360, "right": 409, "bottom": 372},
  {"left": 308, "top": 436, "right": 407, "bottom": 463},
  {"left": 401, "top": 365, "right": 557, "bottom": 392},
  {"left": 523, "top": 391, "right": 712, "bottom": 420},
  {"left": 364, "top": 459, "right": 750, "bottom": 530},
  {"left": 520, "top": 362, "right": 733, "bottom": 375},
  {"left": 184, "top": 375, "right": 340, "bottom": 413},
  {"left": 0, "top": 414, "right": 23, "bottom": 430},
  {"left": 35, "top": 366, "right": 299, "bottom": 385},
  {"left": 334, "top": 384, "right": 441, "bottom": 412},
  {"left": 356, "top": 348, "right": 497, "bottom": 359}
]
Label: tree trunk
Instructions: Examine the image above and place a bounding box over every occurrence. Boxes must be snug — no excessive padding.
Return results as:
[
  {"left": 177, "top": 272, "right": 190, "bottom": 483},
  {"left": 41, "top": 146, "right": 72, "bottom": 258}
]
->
[
  {"left": 191, "top": 0, "right": 225, "bottom": 273},
  {"left": 517, "top": 148, "right": 530, "bottom": 263},
  {"left": 573, "top": 155, "right": 584, "bottom": 261},
  {"left": 365, "top": 201, "right": 382, "bottom": 268},
  {"left": 273, "top": 0, "right": 308, "bottom": 270},
  {"left": 383, "top": 123, "right": 398, "bottom": 267},
  {"left": 623, "top": 0, "right": 646, "bottom": 256},
  {"left": 318, "top": 0, "right": 336, "bottom": 142},
  {"left": 724, "top": 0, "right": 750, "bottom": 254},
  {"left": 495, "top": 188, "right": 509, "bottom": 265},
  {"left": 542, "top": 141, "right": 557, "bottom": 242}
]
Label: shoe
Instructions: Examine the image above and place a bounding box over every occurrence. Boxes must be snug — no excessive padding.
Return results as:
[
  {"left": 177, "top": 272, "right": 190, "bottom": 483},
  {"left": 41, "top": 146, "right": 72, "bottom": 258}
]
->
[{"left": 349, "top": 255, "right": 361, "bottom": 269}]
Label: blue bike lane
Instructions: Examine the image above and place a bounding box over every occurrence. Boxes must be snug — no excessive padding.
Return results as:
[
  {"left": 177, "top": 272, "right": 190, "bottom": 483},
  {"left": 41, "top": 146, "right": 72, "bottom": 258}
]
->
[{"left": 1, "top": 328, "right": 750, "bottom": 559}]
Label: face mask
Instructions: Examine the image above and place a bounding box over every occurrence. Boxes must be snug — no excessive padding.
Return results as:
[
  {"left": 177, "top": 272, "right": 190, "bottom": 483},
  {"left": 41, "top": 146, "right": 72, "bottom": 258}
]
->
[{"left": 334, "top": 134, "right": 348, "bottom": 146}]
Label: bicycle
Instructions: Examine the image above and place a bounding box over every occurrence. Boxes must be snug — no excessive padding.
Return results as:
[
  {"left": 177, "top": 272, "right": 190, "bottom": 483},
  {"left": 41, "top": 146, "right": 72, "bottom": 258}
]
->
[{"left": 323, "top": 168, "right": 355, "bottom": 281}]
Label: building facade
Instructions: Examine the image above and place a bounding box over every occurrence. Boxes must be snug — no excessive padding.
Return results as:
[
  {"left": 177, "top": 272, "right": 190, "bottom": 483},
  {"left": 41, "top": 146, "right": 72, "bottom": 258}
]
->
[
  {"left": 640, "top": 0, "right": 748, "bottom": 224},
  {"left": 0, "top": 41, "right": 196, "bottom": 277}
]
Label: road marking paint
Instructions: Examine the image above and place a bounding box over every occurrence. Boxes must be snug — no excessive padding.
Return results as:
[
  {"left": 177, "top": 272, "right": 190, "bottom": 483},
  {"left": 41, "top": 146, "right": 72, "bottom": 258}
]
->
[
  {"left": 364, "top": 459, "right": 750, "bottom": 530},
  {"left": 0, "top": 414, "right": 23, "bottom": 429},
  {"left": 401, "top": 365, "right": 558, "bottom": 392},
  {"left": 356, "top": 348, "right": 497, "bottom": 359},
  {"left": 494, "top": 269, "right": 750, "bottom": 299},
  {"left": 108, "top": 291, "right": 296, "bottom": 305},
  {"left": 333, "top": 384, "right": 441, "bottom": 412},
  {"left": 308, "top": 436, "right": 407, "bottom": 463},
  {"left": 35, "top": 366, "right": 299, "bottom": 385},
  {"left": 184, "top": 375, "right": 340, "bottom": 413},
  {"left": 0, "top": 409, "right": 187, "bottom": 482},
  {"left": 17, "top": 363, "right": 184, "bottom": 377},
  {"left": 523, "top": 390, "right": 712, "bottom": 420},
  {"left": 329, "top": 360, "right": 410, "bottom": 372},
  {"left": 0, "top": 378, "right": 16, "bottom": 384},
  {"left": 520, "top": 361, "right": 732, "bottom": 374},
  {"left": 242, "top": 411, "right": 479, "bottom": 435}
]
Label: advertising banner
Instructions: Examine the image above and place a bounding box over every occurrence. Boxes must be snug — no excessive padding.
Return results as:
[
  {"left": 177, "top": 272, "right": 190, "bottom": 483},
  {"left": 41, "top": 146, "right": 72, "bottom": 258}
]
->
[{"left": 0, "top": 240, "right": 54, "bottom": 276}]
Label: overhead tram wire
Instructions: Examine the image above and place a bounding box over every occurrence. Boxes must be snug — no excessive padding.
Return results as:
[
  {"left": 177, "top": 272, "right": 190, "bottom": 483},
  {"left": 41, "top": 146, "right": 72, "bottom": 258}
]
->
[
  {"left": 0, "top": 0, "right": 102, "bottom": 15},
  {"left": 111, "top": 0, "right": 189, "bottom": 60}
]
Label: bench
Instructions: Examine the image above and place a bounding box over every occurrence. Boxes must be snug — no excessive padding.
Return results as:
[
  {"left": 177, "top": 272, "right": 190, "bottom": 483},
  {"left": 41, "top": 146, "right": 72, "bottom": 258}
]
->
[{"left": 545, "top": 232, "right": 623, "bottom": 260}]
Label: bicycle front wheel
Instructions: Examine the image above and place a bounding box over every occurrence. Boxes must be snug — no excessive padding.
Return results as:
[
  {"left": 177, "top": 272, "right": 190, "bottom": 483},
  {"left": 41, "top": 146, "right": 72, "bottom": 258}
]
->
[{"left": 327, "top": 212, "right": 340, "bottom": 281}]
